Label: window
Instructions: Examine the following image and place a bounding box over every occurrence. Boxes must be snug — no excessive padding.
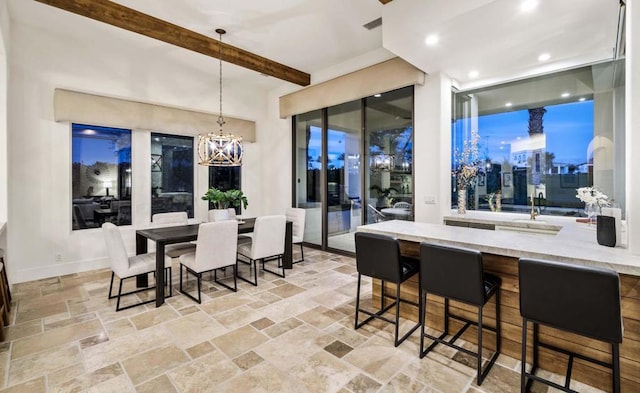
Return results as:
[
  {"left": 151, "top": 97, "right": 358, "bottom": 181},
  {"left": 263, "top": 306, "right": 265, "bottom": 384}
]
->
[
  {"left": 451, "top": 60, "right": 625, "bottom": 216},
  {"left": 72, "top": 123, "right": 132, "bottom": 229},
  {"left": 208, "top": 167, "right": 242, "bottom": 213},
  {"left": 151, "top": 133, "right": 194, "bottom": 218}
]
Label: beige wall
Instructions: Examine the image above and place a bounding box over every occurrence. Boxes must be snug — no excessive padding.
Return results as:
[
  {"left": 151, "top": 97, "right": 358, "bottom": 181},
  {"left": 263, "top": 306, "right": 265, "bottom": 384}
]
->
[{"left": 6, "top": 20, "right": 267, "bottom": 283}]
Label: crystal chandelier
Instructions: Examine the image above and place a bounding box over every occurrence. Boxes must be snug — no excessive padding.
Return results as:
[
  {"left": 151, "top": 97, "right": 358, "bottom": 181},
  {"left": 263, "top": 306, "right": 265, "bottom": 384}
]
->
[{"left": 198, "top": 29, "right": 243, "bottom": 166}]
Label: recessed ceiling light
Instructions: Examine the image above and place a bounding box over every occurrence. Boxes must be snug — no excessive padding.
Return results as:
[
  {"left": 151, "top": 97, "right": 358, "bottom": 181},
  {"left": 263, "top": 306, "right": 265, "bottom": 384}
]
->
[
  {"left": 374, "top": 94, "right": 381, "bottom": 97},
  {"left": 579, "top": 97, "right": 586, "bottom": 102},
  {"left": 517, "top": 137, "right": 522, "bottom": 140},
  {"left": 521, "top": 0, "right": 538, "bottom": 12},
  {"left": 505, "top": 102, "right": 513, "bottom": 107},
  {"left": 561, "top": 92, "right": 570, "bottom": 98},
  {"left": 500, "top": 141, "right": 506, "bottom": 144},
  {"left": 538, "top": 53, "right": 550, "bottom": 62},
  {"left": 468, "top": 70, "right": 479, "bottom": 79},
  {"left": 425, "top": 34, "right": 439, "bottom": 46}
]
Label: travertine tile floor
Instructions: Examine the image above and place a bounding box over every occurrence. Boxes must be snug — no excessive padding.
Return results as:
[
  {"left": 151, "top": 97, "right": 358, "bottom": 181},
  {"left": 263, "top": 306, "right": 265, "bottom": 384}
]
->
[{"left": 0, "top": 248, "right": 606, "bottom": 393}]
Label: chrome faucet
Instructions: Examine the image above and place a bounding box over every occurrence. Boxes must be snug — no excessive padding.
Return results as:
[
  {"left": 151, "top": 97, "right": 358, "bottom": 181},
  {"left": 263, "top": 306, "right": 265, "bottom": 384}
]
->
[{"left": 530, "top": 193, "right": 539, "bottom": 220}]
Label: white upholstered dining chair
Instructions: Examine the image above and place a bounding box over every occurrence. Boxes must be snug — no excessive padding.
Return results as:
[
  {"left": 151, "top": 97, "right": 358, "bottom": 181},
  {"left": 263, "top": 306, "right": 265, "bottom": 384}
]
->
[
  {"left": 102, "top": 222, "right": 172, "bottom": 311},
  {"left": 178, "top": 220, "right": 238, "bottom": 303},
  {"left": 237, "top": 215, "right": 286, "bottom": 286},
  {"left": 152, "top": 212, "right": 196, "bottom": 258},
  {"left": 285, "top": 207, "right": 306, "bottom": 263}
]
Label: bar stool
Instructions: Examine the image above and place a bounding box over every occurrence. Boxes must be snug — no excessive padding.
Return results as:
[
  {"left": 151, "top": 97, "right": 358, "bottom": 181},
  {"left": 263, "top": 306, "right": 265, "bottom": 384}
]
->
[
  {"left": 518, "top": 258, "right": 622, "bottom": 393},
  {"left": 354, "top": 232, "right": 421, "bottom": 347},
  {"left": 419, "top": 243, "right": 501, "bottom": 386}
]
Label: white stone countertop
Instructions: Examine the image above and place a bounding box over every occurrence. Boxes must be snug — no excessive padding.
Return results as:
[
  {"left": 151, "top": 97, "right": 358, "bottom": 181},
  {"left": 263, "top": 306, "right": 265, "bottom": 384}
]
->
[{"left": 357, "top": 211, "right": 640, "bottom": 276}]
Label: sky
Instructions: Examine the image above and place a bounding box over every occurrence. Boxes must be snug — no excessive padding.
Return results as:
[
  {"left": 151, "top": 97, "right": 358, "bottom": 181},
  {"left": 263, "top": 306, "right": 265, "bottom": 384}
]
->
[
  {"left": 72, "top": 124, "right": 131, "bottom": 165},
  {"left": 464, "top": 100, "right": 595, "bottom": 166}
]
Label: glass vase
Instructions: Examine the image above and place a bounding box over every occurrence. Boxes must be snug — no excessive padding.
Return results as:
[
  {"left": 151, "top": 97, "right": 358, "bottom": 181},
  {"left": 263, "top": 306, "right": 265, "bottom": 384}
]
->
[
  {"left": 584, "top": 202, "right": 599, "bottom": 226},
  {"left": 457, "top": 188, "right": 467, "bottom": 214}
]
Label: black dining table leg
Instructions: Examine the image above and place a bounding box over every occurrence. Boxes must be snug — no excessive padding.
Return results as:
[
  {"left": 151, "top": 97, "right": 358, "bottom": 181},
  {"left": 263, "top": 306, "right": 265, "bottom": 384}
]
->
[
  {"left": 283, "top": 221, "right": 293, "bottom": 269},
  {"left": 135, "top": 233, "right": 149, "bottom": 287},
  {"left": 155, "top": 241, "right": 166, "bottom": 307}
]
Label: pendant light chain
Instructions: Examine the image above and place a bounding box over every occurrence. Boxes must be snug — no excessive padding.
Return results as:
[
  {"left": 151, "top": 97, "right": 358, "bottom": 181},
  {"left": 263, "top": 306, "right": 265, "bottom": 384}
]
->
[
  {"left": 197, "top": 27, "right": 243, "bottom": 167},
  {"left": 217, "top": 29, "right": 225, "bottom": 130}
]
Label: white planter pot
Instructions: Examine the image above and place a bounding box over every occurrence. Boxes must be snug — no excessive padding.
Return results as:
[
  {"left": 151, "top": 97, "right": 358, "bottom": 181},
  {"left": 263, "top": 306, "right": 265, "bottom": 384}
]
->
[{"left": 210, "top": 209, "right": 230, "bottom": 222}]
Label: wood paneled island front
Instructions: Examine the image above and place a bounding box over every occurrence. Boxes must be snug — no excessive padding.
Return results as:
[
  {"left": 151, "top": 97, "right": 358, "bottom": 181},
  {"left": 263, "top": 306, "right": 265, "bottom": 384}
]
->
[{"left": 358, "top": 214, "right": 640, "bottom": 393}]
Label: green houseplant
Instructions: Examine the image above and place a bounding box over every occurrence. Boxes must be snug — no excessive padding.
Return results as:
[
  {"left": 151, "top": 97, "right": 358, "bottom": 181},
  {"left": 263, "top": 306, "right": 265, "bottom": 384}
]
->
[{"left": 202, "top": 187, "right": 248, "bottom": 210}]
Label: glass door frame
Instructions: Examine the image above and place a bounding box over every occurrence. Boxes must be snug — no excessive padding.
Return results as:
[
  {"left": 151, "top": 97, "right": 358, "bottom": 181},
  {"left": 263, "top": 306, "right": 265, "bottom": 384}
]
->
[{"left": 291, "top": 87, "right": 415, "bottom": 254}]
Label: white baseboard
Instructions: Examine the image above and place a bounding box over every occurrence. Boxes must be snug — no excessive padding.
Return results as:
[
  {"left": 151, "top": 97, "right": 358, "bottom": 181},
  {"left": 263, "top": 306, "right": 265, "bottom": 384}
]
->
[{"left": 12, "top": 257, "right": 111, "bottom": 284}]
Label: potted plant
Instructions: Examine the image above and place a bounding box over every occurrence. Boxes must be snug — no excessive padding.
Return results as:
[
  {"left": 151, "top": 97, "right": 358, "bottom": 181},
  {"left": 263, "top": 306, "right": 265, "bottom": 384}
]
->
[
  {"left": 202, "top": 187, "right": 248, "bottom": 221},
  {"left": 369, "top": 185, "right": 398, "bottom": 207}
]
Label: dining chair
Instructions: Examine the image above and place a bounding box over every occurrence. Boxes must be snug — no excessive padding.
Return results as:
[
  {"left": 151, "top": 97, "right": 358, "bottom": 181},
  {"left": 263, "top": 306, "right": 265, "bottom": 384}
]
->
[
  {"left": 152, "top": 212, "right": 196, "bottom": 258},
  {"left": 237, "top": 215, "right": 286, "bottom": 286},
  {"left": 73, "top": 205, "right": 98, "bottom": 229},
  {"left": 179, "top": 220, "right": 238, "bottom": 303},
  {"left": 393, "top": 201, "right": 411, "bottom": 209},
  {"left": 114, "top": 201, "right": 132, "bottom": 225},
  {"left": 285, "top": 207, "right": 306, "bottom": 263},
  {"left": 102, "top": 222, "right": 173, "bottom": 311}
]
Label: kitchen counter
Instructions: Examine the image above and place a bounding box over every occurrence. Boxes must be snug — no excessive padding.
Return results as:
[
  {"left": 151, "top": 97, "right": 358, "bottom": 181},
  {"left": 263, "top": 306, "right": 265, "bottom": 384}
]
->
[
  {"left": 358, "top": 211, "right": 639, "bottom": 276},
  {"left": 356, "top": 215, "right": 640, "bottom": 392}
]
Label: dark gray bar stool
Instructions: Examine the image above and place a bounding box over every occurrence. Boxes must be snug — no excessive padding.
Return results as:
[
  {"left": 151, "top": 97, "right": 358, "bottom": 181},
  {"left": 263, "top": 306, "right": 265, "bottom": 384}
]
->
[
  {"left": 419, "top": 243, "right": 501, "bottom": 386},
  {"left": 518, "top": 258, "right": 623, "bottom": 393},
  {"left": 354, "top": 232, "right": 421, "bottom": 347}
]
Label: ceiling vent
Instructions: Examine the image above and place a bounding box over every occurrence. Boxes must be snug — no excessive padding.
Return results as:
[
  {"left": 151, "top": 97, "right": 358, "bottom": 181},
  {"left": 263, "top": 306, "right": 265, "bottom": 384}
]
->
[{"left": 363, "top": 17, "right": 382, "bottom": 30}]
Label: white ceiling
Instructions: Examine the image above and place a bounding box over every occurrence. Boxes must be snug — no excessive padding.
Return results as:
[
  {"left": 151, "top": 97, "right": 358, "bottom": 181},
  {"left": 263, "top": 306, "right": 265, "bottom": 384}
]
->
[
  {"left": 383, "top": 0, "right": 621, "bottom": 89},
  {"left": 9, "top": 0, "right": 622, "bottom": 93}
]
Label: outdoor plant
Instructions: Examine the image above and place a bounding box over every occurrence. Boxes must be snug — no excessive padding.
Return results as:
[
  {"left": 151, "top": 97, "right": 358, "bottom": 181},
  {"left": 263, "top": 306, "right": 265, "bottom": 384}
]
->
[{"left": 202, "top": 187, "right": 248, "bottom": 210}]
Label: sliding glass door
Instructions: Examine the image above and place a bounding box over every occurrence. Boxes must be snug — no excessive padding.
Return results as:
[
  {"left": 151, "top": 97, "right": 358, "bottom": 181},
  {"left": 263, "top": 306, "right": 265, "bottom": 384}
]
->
[
  {"left": 327, "top": 101, "right": 362, "bottom": 252},
  {"left": 365, "top": 87, "right": 414, "bottom": 223},
  {"left": 293, "top": 86, "right": 414, "bottom": 253},
  {"left": 294, "top": 110, "right": 323, "bottom": 246}
]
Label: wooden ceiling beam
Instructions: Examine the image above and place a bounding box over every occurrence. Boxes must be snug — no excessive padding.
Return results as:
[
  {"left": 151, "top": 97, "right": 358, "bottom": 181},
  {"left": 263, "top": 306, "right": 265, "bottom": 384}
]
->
[{"left": 34, "top": 0, "right": 311, "bottom": 86}]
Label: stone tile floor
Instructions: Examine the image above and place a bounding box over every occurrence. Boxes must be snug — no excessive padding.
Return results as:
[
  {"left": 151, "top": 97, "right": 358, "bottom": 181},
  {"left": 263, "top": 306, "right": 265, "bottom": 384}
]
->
[{"left": 0, "top": 248, "right": 606, "bottom": 392}]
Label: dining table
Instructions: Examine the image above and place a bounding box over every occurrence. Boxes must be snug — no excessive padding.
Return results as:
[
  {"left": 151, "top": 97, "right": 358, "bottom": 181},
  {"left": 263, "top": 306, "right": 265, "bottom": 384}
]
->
[
  {"left": 380, "top": 207, "right": 413, "bottom": 220},
  {"left": 135, "top": 218, "right": 293, "bottom": 307}
]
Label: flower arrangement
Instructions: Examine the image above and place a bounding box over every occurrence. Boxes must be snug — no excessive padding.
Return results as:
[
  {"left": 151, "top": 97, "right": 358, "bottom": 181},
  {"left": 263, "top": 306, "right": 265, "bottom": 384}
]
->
[
  {"left": 576, "top": 187, "right": 610, "bottom": 207},
  {"left": 452, "top": 130, "right": 481, "bottom": 189}
]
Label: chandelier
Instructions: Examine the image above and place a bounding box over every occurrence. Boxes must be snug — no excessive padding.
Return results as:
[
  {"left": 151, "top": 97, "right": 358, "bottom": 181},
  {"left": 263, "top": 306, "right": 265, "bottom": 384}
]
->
[
  {"left": 370, "top": 153, "right": 395, "bottom": 172},
  {"left": 198, "top": 29, "right": 243, "bottom": 166}
]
